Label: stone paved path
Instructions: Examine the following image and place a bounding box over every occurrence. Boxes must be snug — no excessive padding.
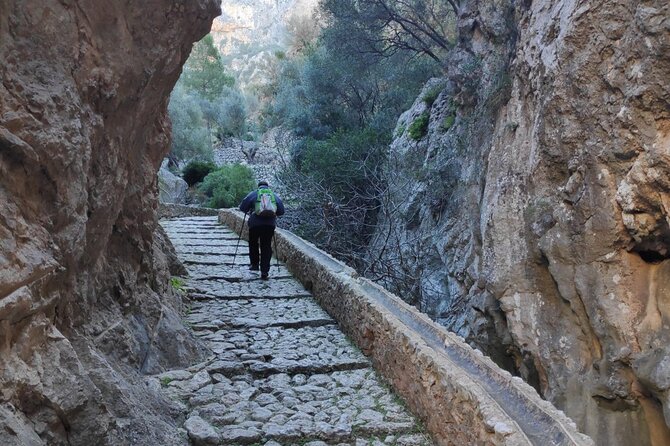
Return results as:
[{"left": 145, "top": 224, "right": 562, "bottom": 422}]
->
[{"left": 157, "top": 216, "right": 434, "bottom": 446}]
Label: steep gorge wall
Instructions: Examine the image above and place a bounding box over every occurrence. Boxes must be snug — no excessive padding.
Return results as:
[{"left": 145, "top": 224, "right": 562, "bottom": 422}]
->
[
  {"left": 372, "top": 1, "right": 669, "bottom": 445},
  {"left": 0, "top": 1, "right": 219, "bottom": 444}
]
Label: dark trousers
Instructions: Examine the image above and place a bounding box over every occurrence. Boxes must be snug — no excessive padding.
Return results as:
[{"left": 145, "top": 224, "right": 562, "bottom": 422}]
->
[{"left": 248, "top": 225, "right": 275, "bottom": 273}]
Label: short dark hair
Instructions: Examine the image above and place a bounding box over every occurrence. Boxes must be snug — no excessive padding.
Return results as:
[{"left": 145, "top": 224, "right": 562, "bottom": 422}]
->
[{"left": 258, "top": 180, "right": 269, "bottom": 187}]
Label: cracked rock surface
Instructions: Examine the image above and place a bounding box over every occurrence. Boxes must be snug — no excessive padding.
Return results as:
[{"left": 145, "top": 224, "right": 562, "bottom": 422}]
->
[{"left": 156, "top": 217, "right": 433, "bottom": 446}]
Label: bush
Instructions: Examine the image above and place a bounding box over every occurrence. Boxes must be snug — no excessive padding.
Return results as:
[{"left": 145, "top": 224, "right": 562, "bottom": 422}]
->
[
  {"left": 441, "top": 114, "right": 456, "bottom": 131},
  {"left": 198, "top": 164, "right": 256, "bottom": 209},
  {"left": 168, "top": 86, "right": 211, "bottom": 161},
  {"left": 182, "top": 161, "right": 217, "bottom": 187},
  {"left": 422, "top": 85, "right": 443, "bottom": 107},
  {"left": 408, "top": 112, "right": 430, "bottom": 140}
]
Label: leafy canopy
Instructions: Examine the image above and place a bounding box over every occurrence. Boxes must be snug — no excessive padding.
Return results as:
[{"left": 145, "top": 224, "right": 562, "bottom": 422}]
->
[{"left": 181, "top": 34, "right": 235, "bottom": 101}]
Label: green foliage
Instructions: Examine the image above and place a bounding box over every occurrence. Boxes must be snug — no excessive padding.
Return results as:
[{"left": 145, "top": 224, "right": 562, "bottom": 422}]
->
[
  {"left": 262, "top": 34, "right": 440, "bottom": 139},
  {"left": 170, "top": 277, "right": 186, "bottom": 294},
  {"left": 441, "top": 114, "right": 456, "bottom": 131},
  {"left": 319, "top": 0, "right": 456, "bottom": 65},
  {"left": 168, "top": 35, "right": 251, "bottom": 162},
  {"left": 395, "top": 124, "right": 406, "bottom": 138},
  {"left": 422, "top": 85, "right": 444, "bottom": 107},
  {"left": 180, "top": 34, "right": 235, "bottom": 101},
  {"left": 160, "top": 377, "right": 173, "bottom": 387},
  {"left": 182, "top": 160, "right": 217, "bottom": 187},
  {"left": 298, "top": 128, "right": 388, "bottom": 199},
  {"left": 408, "top": 112, "right": 430, "bottom": 140},
  {"left": 214, "top": 87, "right": 248, "bottom": 139},
  {"left": 279, "top": 128, "right": 389, "bottom": 268},
  {"left": 198, "top": 164, "right": 256, "bottom": 209},
  {"left": 169, "top": 86, "right": 211, "bottom": 161}
]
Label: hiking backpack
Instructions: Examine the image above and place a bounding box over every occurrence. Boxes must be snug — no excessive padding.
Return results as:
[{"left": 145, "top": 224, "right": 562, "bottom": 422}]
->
[{"left": 254, "top": 187, "right": 277, "bottom": 217}]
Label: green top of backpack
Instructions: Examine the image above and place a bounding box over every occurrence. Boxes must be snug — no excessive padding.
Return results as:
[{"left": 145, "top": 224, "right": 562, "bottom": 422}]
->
[{"left": 255, "top": 187, "right": 277, "bottom": 217}]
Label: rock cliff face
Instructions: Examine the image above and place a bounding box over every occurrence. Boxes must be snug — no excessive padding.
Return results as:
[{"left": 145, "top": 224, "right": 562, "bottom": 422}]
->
[
  {"left": 0, "top": 1, "right": 219, "bottom": 444},
  {"left": 211, "top": 0, "right": 319, "bottom": 90},
  {"left": 371, "top": 1, "right": 670, "bottom": 445}
]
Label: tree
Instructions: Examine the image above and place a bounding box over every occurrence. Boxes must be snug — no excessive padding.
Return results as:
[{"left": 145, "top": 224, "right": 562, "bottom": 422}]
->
[
  {"left": 181, "top": 34, "right": 235, "bottom": 101},
  {"left": 168, "top": 86, "right": 210, "bottom": 161},
  {"left": 214, "top": 87, "right": 248, "bottom": 140},
  {"left": 320, "top": 0, "right": 457, "bottom": 65}
]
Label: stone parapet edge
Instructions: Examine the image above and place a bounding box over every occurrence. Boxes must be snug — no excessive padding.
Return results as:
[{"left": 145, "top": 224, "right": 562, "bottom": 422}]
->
[
  {"left": 159, "top": 203, "right": 220, "bottom": 219},
  {"left": 219, "top": 209, "right": 593, "bottom": 446}
]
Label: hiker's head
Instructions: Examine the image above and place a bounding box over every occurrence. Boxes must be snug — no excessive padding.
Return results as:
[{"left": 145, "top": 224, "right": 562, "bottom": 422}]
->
[{"left": 258, "top": 180, "right": 269, "bottom": 188}]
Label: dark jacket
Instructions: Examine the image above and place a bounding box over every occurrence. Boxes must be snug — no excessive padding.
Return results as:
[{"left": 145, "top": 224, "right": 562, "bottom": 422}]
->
[{"left": 239, "top": 189, "right": 285, "bottom": 228}]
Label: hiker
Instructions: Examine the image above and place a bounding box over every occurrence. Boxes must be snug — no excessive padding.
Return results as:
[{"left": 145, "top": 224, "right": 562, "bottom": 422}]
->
[{"left": 239, "top": 180, "right": 285, "bottom": 280}]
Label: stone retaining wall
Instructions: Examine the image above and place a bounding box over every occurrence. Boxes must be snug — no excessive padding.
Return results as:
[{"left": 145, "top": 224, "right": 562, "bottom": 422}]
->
[
  {"left": 219, "top": 210, "right": 593, "bottom": 446},
  {"left": 159, "top": 204, "right": 220, "bottom": 219}
]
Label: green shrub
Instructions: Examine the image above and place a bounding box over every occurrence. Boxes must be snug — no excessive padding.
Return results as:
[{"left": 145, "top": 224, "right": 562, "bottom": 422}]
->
[
  {"left": 408, "top": 112, "right": 430, "bottom": 140},
  {"left": 182, "top": 161, "right": 217, "bottom": 187},
  {"left": 198, "top": 164, "right": 256, "bottom": 209},
  {"left": 441, "top": 114, "right": 456, "bottom": 131},
  {"left": 395, "top": 124, "right": 406, "bottom": 138},
  {"left": 422, "top": 85, "right": 443, "bottom": 107},
  {"left": 170, "top": 277, "right": 185, "bottom": 292}
]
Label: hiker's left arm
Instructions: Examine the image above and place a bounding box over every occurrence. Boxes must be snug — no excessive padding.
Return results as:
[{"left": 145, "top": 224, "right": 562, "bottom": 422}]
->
[{"left": 239, "top": 191, "right": 255, "bottom": 214}]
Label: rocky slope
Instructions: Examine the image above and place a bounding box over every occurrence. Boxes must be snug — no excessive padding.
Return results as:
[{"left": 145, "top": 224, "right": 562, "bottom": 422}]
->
[
  {"left": 370, "top": 1, "right": 670, "bottom": 445},
  {"left": 211, "top": 0, "right": 319, "bottom": 90},
  {"left": 0, "top": 1, "right": 219, "bottom": 444}
]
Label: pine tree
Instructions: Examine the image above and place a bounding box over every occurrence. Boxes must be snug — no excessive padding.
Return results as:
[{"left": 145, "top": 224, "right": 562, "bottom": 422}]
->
[{"left": 181, "top": 34, "right": 235, "bottom": 101}]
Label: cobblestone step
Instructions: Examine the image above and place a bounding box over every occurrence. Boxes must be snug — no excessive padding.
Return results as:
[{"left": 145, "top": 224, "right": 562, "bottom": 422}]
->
[
  {"left": 173, "top": 240, "right": 243, "bottom": 248},
  {"left": 188, "top": 297, "right": 332, "bottom": 326},
  {"left": 156, "top": 217, "right": 434, "bottom": 446},
  {"left": 183, "top": 264, "right": 293, "bottom": 281},
  {"left": 201, "top": 325, "right": 371, "bottom": 376},
  {"left": 187, "top": 279, "right": 310, "bottom": 299},
  {"left": 175, "top": 247, "right": 245, "bottom": 256},
  {"left": 157, "top": 369, "right": 429, "bottom": 446}
]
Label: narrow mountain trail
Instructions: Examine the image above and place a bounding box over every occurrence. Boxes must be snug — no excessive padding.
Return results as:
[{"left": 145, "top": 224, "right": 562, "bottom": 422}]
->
[{"left": 157, "top": 216, "right": 433, "bottom": 446}]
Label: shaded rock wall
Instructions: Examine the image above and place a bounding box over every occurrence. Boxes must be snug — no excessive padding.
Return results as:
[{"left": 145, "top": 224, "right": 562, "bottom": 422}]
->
[
  {"left": 0, "top": 1, "right": 219, "bottom": 444},
  {"left": 370, "top": 1, "right": 670, "bottom": 445}
]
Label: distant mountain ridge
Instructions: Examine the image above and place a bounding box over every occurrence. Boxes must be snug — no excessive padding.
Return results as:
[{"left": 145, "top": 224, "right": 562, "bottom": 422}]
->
[{"left": 211, "top": 0, "right": 318, "bottom": 91}]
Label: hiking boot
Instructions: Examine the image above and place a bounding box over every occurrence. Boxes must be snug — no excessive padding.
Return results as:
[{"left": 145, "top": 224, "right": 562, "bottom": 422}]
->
[
  {"left": 260, "top": 272, "right": 269, "bottom": 280},
  {"left": 249, "top": 265, "right": 259, "bottom": 271}
]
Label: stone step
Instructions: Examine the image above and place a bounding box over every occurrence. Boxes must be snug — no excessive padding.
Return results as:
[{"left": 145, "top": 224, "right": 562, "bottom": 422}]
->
[
  {"left": 158, "top": 369, "right": 430, "bottom": 446},
  {"left": 169, "top": 236, "right": 237, "bottom": 242},
  {"left": 166, "top": 231, "right": 237, "bottom": 238},
  {"left": 158, "top": 217, "right": 435, "bottom": 446},
  {"left": 183, "top": 264, "right": 292, "bottom": 280},
  {"left": 202, "top": 325, "right": 371, "bottom": 377},
  {"left": 173, "top": 237, "right": 241, "bottom": 245},
  {"left": 186, "top": 278, "right": 308, "bottom": 299},
  {"left": 175, "top": 245, "right": 249, "bottom": 255},
  {"left": 173, "top": 239, "right": 242, "bottom": 246},
  {"left": 187, "top": 298, "right": 332, "bottom": 328}
]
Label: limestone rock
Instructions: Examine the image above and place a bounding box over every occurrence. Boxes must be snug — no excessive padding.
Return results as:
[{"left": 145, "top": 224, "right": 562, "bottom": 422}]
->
[
  {"left": 185, "top": 416, "right": 220, "bottom": 446},
  {"left": 370, "top": 0, "right": 670, "bottom": 444},
  {"left": 0, "top": 0, "right": 218, "bottom": 444},
  {"left": 158, "top": 163, "right": 189, "bottom": 204}
]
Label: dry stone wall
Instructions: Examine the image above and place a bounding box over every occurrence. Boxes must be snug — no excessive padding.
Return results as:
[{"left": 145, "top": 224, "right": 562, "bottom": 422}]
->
[{"left": 0, "top": 1, "right": 219, "bottom": 444}]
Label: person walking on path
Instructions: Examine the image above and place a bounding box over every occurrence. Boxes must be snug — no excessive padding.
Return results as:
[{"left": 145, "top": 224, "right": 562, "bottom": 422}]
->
[{"left": 239, "top": 180, "right": 285, "bottom": 280}]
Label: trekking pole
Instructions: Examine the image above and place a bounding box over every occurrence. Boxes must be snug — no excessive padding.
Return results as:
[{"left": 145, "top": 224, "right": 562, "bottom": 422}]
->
[{"left": 232, "top": 212, "right": 247, "bottom": 266}]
